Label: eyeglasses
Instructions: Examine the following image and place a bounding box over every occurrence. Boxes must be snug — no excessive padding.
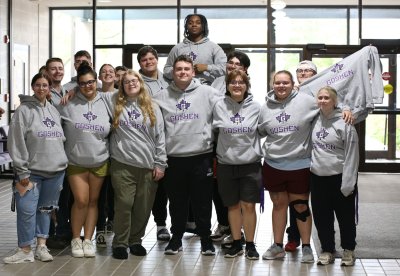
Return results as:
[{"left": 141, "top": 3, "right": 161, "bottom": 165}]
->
[
  {"left": 229, "top": 80, "right": 246, "bottom": 86},
  {"left": 34, "top": 84, "right": 49, "bottom": 89},
  {"left": 123, "top": 79, "right": 139, "bottom": 85},
  {"left": 296, "top": 68, "right": 314, "bottom": 74},
  {"left": 78, "top": 79, "right": 96, "bottom": 88}
]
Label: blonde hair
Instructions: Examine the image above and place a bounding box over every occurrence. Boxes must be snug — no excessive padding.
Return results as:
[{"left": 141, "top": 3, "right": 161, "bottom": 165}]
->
[
  {"left": 112, "top": 69, "right": 156, "bottom": 128},
  {"left": 317, "top": 86, "right": 338, "bottom": 105}
]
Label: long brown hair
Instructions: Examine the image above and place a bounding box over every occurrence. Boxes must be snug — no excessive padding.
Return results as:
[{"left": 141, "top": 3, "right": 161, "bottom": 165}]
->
[{"left": 112, "top": 69, "right": 156, "bottom": 128}]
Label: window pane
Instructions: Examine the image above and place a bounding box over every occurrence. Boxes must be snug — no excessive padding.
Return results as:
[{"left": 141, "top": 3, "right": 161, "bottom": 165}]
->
[
  {"left": 365, "top": 114, "right": 388, "bottom": 151},
  {"left": 275, "top": 8, "right": 347, "bottom": 45},
  {"left": 195, "top": 8, "right": 268, "bottom": 44},
  {"left": 52, "top": 9, "right": 93, "bottom": 83},
  {"left": 95, "top": 48, "right": 123, "bottom": 72},
  {"left": 361, "top": 8, "right": 400, "bottom": 39},
  {"left": 96, "top": 9, "right": 122, "bottom": 45},
  {"left": 125, "top": 9, "right": 177, "bottom": 45}
]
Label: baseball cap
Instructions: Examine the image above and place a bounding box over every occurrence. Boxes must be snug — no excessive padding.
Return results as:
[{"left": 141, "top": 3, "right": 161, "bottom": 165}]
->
[{"left": 297, "top": 60, "right": 317, "bottom": 73}]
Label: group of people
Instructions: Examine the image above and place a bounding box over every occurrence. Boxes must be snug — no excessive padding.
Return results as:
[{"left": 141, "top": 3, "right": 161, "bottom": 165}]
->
[{"left": 4, "top": 13, "right": 360, "bottom": 267}]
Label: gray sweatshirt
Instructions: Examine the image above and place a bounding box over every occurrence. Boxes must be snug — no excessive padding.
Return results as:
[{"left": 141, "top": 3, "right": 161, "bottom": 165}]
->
[
  {"left": 59, "top": 91, "right": 111, "bottom": 167},
  {"left": 50, "top": 86, "right": 68, "bottom": 107},
  {"left": 299, "top": 45, "right": 383, "bottom": 123},
  {"left": 163, "top": 37, "right": 227, "bottom": 84},
  {"left": 258, "top": 90, "right": 319, "bottom": 170},
  {"left": 310, "top": 109, "right": 359, "bottom": 196},
  {"left": 211, "top": 75, "right": 226, "bottom": 95},
  {"left": 140, "top": 70, "right": 170, "bottom": 97},
  {"left": 213, "top": 94, "right": 262, "bottom": 165},
  {"left": 102, "top": 92, "right": 167, "bottom": 171},
  {"left": 9, "top": 95, "right": 68, "bottom": 180},
  {"left": 153, "top": 79, "right": 220, "bottom": 157}
]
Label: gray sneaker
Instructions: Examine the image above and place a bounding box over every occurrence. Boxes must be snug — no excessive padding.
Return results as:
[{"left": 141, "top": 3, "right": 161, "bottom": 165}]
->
[
  {"left": 3, "top": 248, "right": 34, "bottom": 264},
  {"left": 341, "top": 249, "right": 355, "bottom": 266},
  {"left": 301, "top": 246, "right": 314, "bottom": 263},
  {"left": 317, "top": 252, "right": 334, "bottom": 265},
  {"left": 262, "top": 243, "right": 286, "bottom": 260},
  {"left": 35, "top": 245, "right": 53, "bottom": 262}
]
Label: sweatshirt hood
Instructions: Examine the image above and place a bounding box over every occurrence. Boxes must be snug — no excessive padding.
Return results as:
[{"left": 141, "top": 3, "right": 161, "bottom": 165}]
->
[
  {"left": 320, "top": 108, "right": 342, "bottom": 120},
  {"left": 19, "top": 94, "right": 47, "bottom": 106},
  {"left": 169, "top": 78, "right": 202, "bottom": 94},
  {"left": 266, "top": 89, "right": 297, "bottom": 104},
  {"left": 183, "top": 37, "right": 209, "bottom": 45}
]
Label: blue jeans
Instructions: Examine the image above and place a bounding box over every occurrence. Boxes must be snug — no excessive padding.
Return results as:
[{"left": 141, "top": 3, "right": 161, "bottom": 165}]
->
[{"left": 15, "top": 171, "right": 65, "bottom": 247}]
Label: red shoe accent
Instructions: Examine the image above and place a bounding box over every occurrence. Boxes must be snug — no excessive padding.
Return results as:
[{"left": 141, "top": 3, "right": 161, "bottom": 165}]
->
[{"left": 284, "top": 241, "right": 300, "bottom": 252}]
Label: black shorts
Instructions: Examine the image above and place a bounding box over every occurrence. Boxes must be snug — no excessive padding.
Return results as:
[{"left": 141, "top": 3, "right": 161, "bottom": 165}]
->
[
  {"left": 217, "top": 162, "right": 262, "bottom": 207},
  {"left": 262, "top": 162, "right": 310, "bottom": 194}
]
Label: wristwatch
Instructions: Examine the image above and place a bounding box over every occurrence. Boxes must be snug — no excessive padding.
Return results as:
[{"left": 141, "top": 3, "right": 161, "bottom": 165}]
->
[{"left": 20, "top": 178, "right": 30, "bottom": 187}]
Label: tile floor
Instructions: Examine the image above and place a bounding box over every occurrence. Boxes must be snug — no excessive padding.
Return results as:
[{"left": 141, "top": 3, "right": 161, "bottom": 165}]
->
[{"left": 0, "top": 177, "right": 399, "bottom": 276}]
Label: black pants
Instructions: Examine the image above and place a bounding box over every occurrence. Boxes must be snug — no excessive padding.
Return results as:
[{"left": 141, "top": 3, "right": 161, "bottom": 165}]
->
[
  {"left": 163, "top": 153, "right": 214, "bottom": 239},
  {"left": 152, "top": 178, "right": 169, "bottom": 227},
  {"left": 213, "top": 178, "right": 229, "bottom": 226},
  {"left": 310, "top": 173, "right": 357, "bottom": 253},
  {"left": 97, "top": 175, "right": 114, "bottom": 231}
]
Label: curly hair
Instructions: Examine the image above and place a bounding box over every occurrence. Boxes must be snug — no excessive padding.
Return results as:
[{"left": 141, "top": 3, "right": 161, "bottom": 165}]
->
[
  {"left": 184, "top": 14, "right": 209, "bottom": 39},
  {"left": 113, "top": 69, "right": 156, "bottom": 129}
]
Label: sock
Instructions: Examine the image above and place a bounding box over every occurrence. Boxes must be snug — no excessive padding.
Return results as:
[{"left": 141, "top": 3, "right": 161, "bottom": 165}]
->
[
  {"left": 246, "top": 241, "right": 254, "bottom": 248},
  {"left": 302, "top": 244, "right": 311, "bottom": 248},
  {"left": 275, "top": 243, "right": 283, "bottom": 248}
]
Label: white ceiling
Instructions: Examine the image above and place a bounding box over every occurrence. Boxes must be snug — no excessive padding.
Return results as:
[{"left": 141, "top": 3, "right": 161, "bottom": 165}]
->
[{"left": 34, "top": 0, "right": 400, "bottom": 8}]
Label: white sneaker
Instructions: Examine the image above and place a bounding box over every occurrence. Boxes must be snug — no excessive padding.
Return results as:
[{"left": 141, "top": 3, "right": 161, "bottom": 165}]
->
[
  {"left": 3, "top": 248, "right": 34, "bottom": 264},
  {"left": 262, "top": 243, "right": 286, "bottom": 260},
  {"left": 341, "top": 249, "right": 355, "bottom": 266},
  {"left": 317, "top": 252, "right": 335, "bottom": 265},
  {"left": 35, "top": 244, "right": 53, "bottom": 262},
  {"left": 301, "top": 246, "right": 315, "bottom": 263},
  {"left": 83, "top": 239, "right": 95, "bottom": 257},
  {"left": 210, "top": 224, "right": 230, "bottom": 241},
  {"left": 71, "top": 238, "right": 84, "bottom": 258}
]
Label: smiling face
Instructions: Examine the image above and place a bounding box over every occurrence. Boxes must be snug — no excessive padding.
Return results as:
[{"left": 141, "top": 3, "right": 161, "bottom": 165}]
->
[
  {"left": 273, "top": 72, "right": 294, "bottom": 102},
  {"left": 296, "top": 65, "right": 316, "bottom": 84},
  {"left": 173, "top": 60, "right": 195, "bottom": 89},
  {"left": 32, "top": 77, "right": 50, "bottom": 103},
  {"left": 46, "top": 61, "right": 64, "bottom": 84},
  {"left": 226, "top": 57, "right": 245, "bottom": 75},
  {"left": 228, "top": 76, "right": 247, "bottom": 102},
  {"left": 317, "top": 88, "right": 337, "bottom": 115},
  {"left": 139, "top": 52, "right": 158, "bottom": 77},
  {"left": 122, "top": 73, "right": 141, "bottom": 99},
  {"left": 99, "top": 64, "right": 116, "bottom": 85},
  {"left": 78, "top": 73, "right": 97, "bottom": 101}
]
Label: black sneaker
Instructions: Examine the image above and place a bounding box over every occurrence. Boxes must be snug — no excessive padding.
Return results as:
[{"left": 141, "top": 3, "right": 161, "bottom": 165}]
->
[
  {"left": 164, "top": 236, "right": 183, "bottom": 255},
  {"left": 112, "top": 247, "right": 128, "bottom": 259},
  {"left": 200, "top": 237, "right": 216, "bottom": 256},
  {"left": 245, "top": 243, "right": 259, "bottom": 260},
  {"left": 224, "top": 245, "right": 244, "bottom": 258},
  {"left": 157, "top": 228, "right": 171, "bottom": 242},
  {"left": 129, "top": 244, "right": 147, "bottom": 256}
]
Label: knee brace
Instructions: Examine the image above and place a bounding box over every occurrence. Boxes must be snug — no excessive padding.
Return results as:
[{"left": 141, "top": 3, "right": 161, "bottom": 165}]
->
[{"left": 289, "top": 199, "right": 311, "bottom": 222}]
